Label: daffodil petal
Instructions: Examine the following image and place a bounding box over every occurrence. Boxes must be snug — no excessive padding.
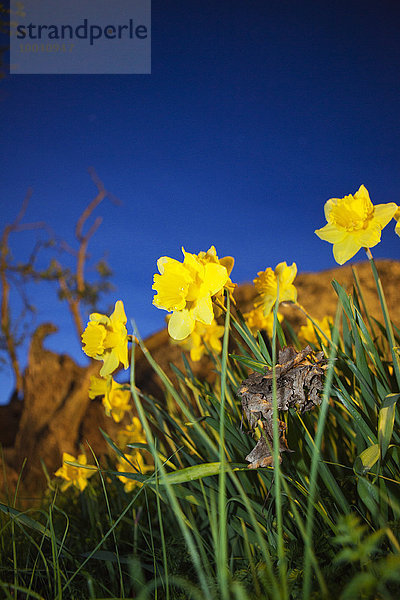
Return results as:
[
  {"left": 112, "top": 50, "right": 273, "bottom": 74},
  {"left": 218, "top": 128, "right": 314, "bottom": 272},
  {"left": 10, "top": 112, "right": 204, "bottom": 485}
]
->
[
  {"left": 100, "top": 351, "right": 120, "bottom": 377},
  {"left": 276, "top": 262, "right": 297, "bottom": 286},
  {"left": 192, "top": 295, "right": 214, "bottom": 324},
  {"left": 357, "top": 223, "right": 381, "bottom": 248},
  {"left": 153, "top": 261, "right": 192, "bottom": 311},
  {"left": 110, "top": 300, "right": 127, "bottom": 325},
  {"left": 281, "top": 284, "right": 297, "bottom": 304},
  {"left": 115, "top": 340, "right": 129, "bottom": 370},
  {"left": 88, "top": 375, "right": 108, "bottom": 399},
  {"left": 90, "top": 313, "right": 110, "bottom": 325},
  {"left": 182, "top": 248, "right": 202, "bottom": 273},
  {"left": 373, "top": 203, "right": 398, "bottom": 229},
  {"left": 156, "top": 256, "right": 169, "bottom": 274},
  {"left": 62, "top": 452, "right": 76, "bottom": 464},
  {"left": 82, "top": 322, "right": 106, "bottom": 358},
  {"left": 203, "top": 263, "right": 228, "bottom": 295},
  {"left": 219, "top": 256, "right": 235, "bottom": 276},
  {"left": 77, "top": 454, "right": 87, "bottom": 466},
  {"left": 168, "top": 310, "right": 195, "bottom": 340},
  {"left": 323, "top": 198, "right": 338, "bottom": 221},
  {"left": 315, "top": 222, "right": 346, "bottom": 244},
  {"left": 354, "top": 184, "right": 372, "bottom": 203},
  {"left": 333, "top": 236, "right": 362, "bottom": 265}
]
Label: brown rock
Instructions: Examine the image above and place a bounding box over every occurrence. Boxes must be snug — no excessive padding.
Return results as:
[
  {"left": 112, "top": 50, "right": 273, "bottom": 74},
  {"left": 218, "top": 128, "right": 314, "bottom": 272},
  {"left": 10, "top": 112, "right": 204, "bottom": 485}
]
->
[{"left": 1, "top": 324, "right": 109, "bottom": 499}]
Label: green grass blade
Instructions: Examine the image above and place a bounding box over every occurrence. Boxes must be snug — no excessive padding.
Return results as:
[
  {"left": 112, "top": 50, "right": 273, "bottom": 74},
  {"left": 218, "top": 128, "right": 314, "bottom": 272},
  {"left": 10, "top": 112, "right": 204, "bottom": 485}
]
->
[
  {"left": 302, "top": 305, "right": 340, "bottom": 600},
  {"left": 368, "top": 255, "right": 400, "bottom": 388},
  {"left": 379, "top": 393, "right": 400, "bottom": 459},
  {"left": 217, "top": 293, "right": 230, "bottom": 600}
]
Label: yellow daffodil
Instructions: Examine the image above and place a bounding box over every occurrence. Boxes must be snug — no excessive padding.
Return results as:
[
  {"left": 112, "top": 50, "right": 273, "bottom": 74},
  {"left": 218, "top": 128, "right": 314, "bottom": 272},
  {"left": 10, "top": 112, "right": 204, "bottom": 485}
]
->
[
  {"left": 298, "top": 316, "right": 332, "bottom": 347},
  {"left": 115, "top": 418, "right": 152, "bottom": 492},
  {"left": 117, "top": 451, "right": 153, "bottom": 493},
  {"left": 394, "top": 207, "right": 400, "bottom": 238},
  {"left": 254, "top": 262, "right": 297, "bottom": 316},
  {"left": 177, "top": 319, "right": 225, "bottom": 361},
  {"left": 197, "top": 245, "right": 236, "bottom": 305},
  {"left": 89, "top": 375, "right": 131, "bottom": 423},
  {"left": 152, "top": 247, "right": 229, "bottom": 340},
  {"left": 244, "top": 306, "right": 283, "bottom": 337},
  {"left": 315, "top": 185, "right": 397, "bottom": 265},
  {"left": 117, "top": 417, "right": 147, "bottom": 450},
  {"left": 82, "top": 300, "right": 129, "bottom": 377},
  {"left": 102, "top": 388, "right": 131, "bottom": 423},
  {"left": 54, "top": 452, "right": 96, "bottom": 492}
]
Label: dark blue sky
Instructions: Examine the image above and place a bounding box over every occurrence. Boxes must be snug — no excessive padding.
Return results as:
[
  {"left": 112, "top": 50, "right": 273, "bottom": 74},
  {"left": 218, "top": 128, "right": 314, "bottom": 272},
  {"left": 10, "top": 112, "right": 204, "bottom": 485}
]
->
[{"left": 1, "top": 0, "right": 400, "bottom": 402}]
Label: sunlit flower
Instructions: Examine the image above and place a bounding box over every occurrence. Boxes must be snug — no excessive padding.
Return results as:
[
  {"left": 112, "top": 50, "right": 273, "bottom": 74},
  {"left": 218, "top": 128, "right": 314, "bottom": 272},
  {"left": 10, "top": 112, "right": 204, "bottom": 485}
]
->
[
  {"left": 82, "top": 300, "right": 129, "bottom": 377},
  {"left": 197, "top": 245, "right": 236, "bottom": 308},
  {"left": 394, "top": 207, "right": 400, "bottom": 237},
  {"left": 115, "top": 418, "right": 152, "bottom": 492},
  {"left": 244, "top": 306, "right": 283, "bottom": 337},
  {"left": 102, "top": 389, "right": 131, "bottom": 424},
  {"left": 298, "top": 316, "right": 332, "bottom": 347},
  {"left": 117, "top": 451, "right": 152, "bottom": 493},
  {"left": 54, "top": 452, "right": 96, "bottom": 492},
  {"left": 88, "top": 374, "right": 109, "bottom": 399},
  {"left": 314, "top": 185, "right": 397, "bottom": 265},
  {"left": 117, "top": 417, "right": 147, "bottom": 450},
  {"left": 152, "top": 247, "right": 229, "bottom": 340},
  {"left": 177, "top": 318, "right": 225, "bottom": 361},
  {"left": 254, "top": 262, "right": 297, "bottom": 316},
  {"left": 89, "top": 375, "right": 131, "bottom": 423}
]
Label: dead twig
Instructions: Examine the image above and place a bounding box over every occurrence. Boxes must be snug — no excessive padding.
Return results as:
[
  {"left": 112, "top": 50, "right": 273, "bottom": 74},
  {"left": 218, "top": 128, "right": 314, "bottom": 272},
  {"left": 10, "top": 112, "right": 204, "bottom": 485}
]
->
[{"left": 0, "top": 188, "right": 48, "bottom": 394}]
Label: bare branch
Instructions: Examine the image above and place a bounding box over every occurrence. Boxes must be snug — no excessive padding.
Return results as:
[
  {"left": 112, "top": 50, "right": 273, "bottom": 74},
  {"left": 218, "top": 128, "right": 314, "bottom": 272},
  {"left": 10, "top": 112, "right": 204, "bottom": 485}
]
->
[
  {"left": 76, "top": 216, "right": 102, "bottom": 295},
  {"left": 13, "top": 221, "right": 49, "bottom": 233},
  {"left": 0, "top": 189, "right": 36, "bottom": 394},
  {"left": 13, "top": 188, "right": 33, "bottom": 228},
  {"left": 1, "top": 171, "right": 116, "bottom": 397},
  {"left": 52, "top": 259, "right": 83, "bottom": 339},
  {"left": 67, "top": 168, "right": 116, "bottom": 335},
  {"left": 75, "top": 172, "right": 106, "bottom": 243},
  {"left": 88, "top": 166, "right": 121, "bottom": 207}
]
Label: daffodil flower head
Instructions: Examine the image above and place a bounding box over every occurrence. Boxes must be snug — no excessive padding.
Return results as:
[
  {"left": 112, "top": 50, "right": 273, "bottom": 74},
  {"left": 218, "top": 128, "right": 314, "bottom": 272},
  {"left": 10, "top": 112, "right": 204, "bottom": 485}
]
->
[
  {"left": 116, "top": 451, "right": 153, "bottom": 493},
  {"left": 197, "top": 246, "right": 236, "bottom": 315},
  {"left": 115, "top": 421, "right": 153, "bottom": 493},
  {"left": 197, "top": 245, "right": 235, "bottom": 286},
  {"left": 89, "top": 375, "right": 131, "bottom": 423},
  {"left": 152, "top": 247, "right": 229, "bottom": 340},
  {"left": 177, "top": 319, "right": 225, "bottom": 361},
  {"left": 298, "top": 316, "right": 332, "bottom": 347},
  {"left": 117, "top": 417, "right": 147, "bottom": 450},
  {"left": 54, "top": 452, "right": 96, "bottom": 492},
  {"left": 82, "top": 300, "right": 129, "bottom": 377},
  {"left": 254, "top": 261, "right": 297, "bottom": 316},
  {"left": 314, "top": 185, "right": 398, "bottom": 265},
  {"left": 244, "top": 306, "right": 283, "bottom": 338}
]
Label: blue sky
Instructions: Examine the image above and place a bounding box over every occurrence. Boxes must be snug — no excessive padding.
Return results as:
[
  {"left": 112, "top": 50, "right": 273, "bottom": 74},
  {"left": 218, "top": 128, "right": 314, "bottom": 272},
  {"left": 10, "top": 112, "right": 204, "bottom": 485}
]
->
[{"left": 1, "top": 0, "right": 400, "bottom": 403}]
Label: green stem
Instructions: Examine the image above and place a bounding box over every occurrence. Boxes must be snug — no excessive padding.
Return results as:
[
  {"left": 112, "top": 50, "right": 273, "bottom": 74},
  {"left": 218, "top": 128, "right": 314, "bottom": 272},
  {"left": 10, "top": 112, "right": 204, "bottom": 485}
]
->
[
  {"left": 218, "top": 293, "right": 231, "bottom": 600},
  {"left": 272, "top": 289, "right": 287, "bottom": 599},
  {"left": 366, "top": 248, "right": 400, "bottom": 389},
  {"left": 130, "top": 322, "right": 213, "bottom": 600},
  {"left": 302, "top": 307, "right": 340, "bottom": 600}
]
